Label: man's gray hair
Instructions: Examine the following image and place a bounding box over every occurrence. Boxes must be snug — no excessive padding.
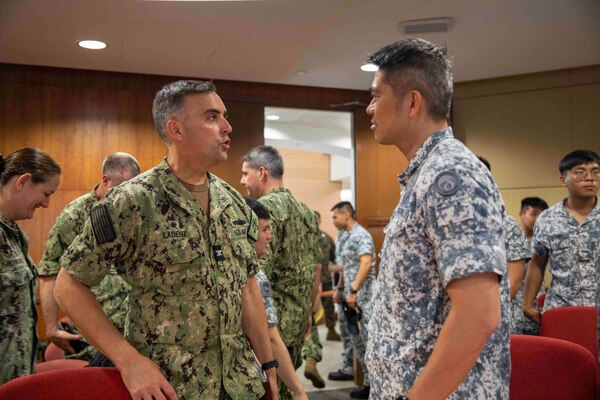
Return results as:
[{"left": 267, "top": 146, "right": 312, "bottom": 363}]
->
[
  {"left": 242, "top": 145, "right": 284, "bottom": 179},
  {"left": 152, "top": 80, "right": 216, "bottom": 142},
  {"left": 102, "top": 152, "right": 141, "bottom": 179}
]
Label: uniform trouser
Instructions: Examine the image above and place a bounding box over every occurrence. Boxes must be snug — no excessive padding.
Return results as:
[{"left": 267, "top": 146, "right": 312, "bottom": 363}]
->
[
  {"left": 337, "top": 303, "right": 370, "bottom": 386},
  {"left": 322, "top": 296, "right": 336, "bottom": 329},
  {"left": 301, "top": 324, "right": 322, "bottom": 362}
]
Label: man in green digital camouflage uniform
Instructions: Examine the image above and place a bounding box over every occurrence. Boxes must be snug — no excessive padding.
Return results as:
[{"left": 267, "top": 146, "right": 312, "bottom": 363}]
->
[
  {"left": 39, "top": 152, "right": 140, "bottom": 361},
  {"left": 55, "top": 80, "right": 278, "bottom": 400},
  {"left": 241, "top": 145, "right": 321, "bottom": 399}
]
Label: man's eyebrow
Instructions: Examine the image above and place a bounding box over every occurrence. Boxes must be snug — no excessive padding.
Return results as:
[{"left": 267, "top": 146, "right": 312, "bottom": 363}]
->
[{"left": 203, "top": 108, "right": 228, "bottom": 118}]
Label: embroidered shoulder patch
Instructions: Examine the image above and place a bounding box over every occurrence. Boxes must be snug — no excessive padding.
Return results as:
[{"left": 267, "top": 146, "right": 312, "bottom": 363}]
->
[
  {"left": 433, "top": 171, "right": 462, "bottom": 196},
  {"left": 90, "top": 205, "right": 116, "bottom": 245}
]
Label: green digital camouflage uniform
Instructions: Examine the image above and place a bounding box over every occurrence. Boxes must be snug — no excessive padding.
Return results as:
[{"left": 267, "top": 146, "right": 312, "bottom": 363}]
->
[
  {"left": 301, "top": 230, "right": 336, "bottom": 362},
  {"left": 38, "top": 188, "right": 131, "bottom": 360},
  {"left": 0, "top": 212, "right": 38, "bottom": 384},
  {"left": 60, "top": 159, "right": 263, "bottom": 399},
  {"left": 258, "top": 188, "right": 321, "bottom": 399}
]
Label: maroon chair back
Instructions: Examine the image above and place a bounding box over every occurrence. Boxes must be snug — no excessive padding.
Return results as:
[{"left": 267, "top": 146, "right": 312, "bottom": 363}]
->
[
  {"left": 0, "top": 367, "right": 132, "bottom": 400},
  {"left": 536, "top": 292, "right": 546, "bottom": 309},
  {"left": 510, "top": 335, "right": 597, "bottom": 400},
  {"left": 44, "top": 342, "right": 65, "bottom": 361},
  {"left": 35, "top": 359, "right": 88, "bottom": 374},
  {"left": 540, "top": 305, "right": 598, "bottom": 361}
]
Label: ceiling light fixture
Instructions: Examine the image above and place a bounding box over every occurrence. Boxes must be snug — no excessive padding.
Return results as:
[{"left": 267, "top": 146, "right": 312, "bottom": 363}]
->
[
  {"left": 360, "top": 63, "right": 378, "bottom": 72},
  {"left": 78, "top": 40, "right": 107, "bottom": 50},
  {"left": 400, "top": 17, "right": 453, "bottom": 34},
  {"left": 265, "top": 114, "right": 280, "bottom": 121}
]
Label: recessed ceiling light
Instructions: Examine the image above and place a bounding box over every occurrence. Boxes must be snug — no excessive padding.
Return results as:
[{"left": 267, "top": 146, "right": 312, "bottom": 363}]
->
[
  {"left": 78, "top": 40, "right": 107, "bottom": 50},
  {"left": 360, "top": 63, "right": 378, "bottom": 72},
  {"left": 296, "top": 70, "right": 308, "bottom": 76},
  {"left": 265, "top": 114, "right": 280, "bottom": 121}
]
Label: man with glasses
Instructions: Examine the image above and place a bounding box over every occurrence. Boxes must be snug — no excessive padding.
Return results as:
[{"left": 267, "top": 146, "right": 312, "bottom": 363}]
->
[{"left": 523, "top": 150, "right": 600, "bottom": 349}]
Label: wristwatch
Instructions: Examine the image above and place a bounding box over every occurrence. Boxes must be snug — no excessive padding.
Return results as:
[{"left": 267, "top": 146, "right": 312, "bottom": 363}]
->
[
  {"left": 261, "top": 357, "right": 279, "bottom": 371},
  {"left": 349, "top": 287, "right": 359, "bottom": 295}
]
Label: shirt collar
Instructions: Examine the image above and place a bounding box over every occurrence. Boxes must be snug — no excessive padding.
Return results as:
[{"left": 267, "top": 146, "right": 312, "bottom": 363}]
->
[{"left": 398, "top": 127, "right": 454, "bottom": 186}]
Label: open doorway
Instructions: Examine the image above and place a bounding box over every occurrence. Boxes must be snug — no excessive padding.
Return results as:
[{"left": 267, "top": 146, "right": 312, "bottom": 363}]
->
[{"left": 264, "top": 106, "right": 353, "bottom": 240}]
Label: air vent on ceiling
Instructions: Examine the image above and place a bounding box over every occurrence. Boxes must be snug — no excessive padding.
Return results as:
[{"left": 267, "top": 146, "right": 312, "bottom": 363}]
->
[{"left": 400, "top": 18, "right": 453, "bottom": 34}]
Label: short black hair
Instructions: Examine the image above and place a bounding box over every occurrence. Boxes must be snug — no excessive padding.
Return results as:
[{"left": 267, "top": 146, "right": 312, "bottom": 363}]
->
[
  {"left": 477, "top": 156, "right": 491, "bottom": 172},
  {"left": 367, "top": 38, "right": 453, "bottom": 121},
  {"left": 558, "top": 150, "right": 600, "bottom": 175},
  {"left": 244, "top": 197, "right": 270, "bottom": 220},
  {"left": 520, "top": 197, "right": 549, "bottom": 213},
  {"left": 331, "top": 201, "right": 355, "bottom": 219}
]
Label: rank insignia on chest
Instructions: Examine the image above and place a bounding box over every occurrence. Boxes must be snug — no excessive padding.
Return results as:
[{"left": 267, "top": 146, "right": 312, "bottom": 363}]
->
[{"left": 213, "top": 245, "right": 225, "bottom": 261}]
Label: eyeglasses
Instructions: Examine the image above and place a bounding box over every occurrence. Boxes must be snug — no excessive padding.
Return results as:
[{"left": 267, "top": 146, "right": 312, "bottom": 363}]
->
[{"left": 570, "top": 169, "right": 600, "bottom": 182}]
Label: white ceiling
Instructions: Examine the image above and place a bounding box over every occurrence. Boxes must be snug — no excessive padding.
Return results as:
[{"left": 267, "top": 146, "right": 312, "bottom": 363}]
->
[{"left": 1, "top": 0, "right": 599, "bottom": 91}]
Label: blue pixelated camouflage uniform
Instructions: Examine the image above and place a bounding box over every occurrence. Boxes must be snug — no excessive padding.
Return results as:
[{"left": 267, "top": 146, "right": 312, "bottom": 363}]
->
[
  {"left": 531, "top": 198, "right": 600, "bottom": 345},
  {"left": 365, "top": 128, "right": 510, "bottom": 399},
  {"left": 502, "top": 214, "right": 536, "bottom": 334},
  {"left": 335, "top": 223, "right": 375, "bottom": 385},
  {"left": 256, "top": 270, "right": 279, "bottom": 327}
]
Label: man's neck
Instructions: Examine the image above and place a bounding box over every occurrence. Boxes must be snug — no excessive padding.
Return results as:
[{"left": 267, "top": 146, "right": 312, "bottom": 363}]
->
[
  {"left": 565, "top": 195, "right": 597, "bottom": 218},
  {"left": 167, "top": 153, "right": 210, "bottom": 185},
  {"left": 263, "top": 179, "right": 284, "bottom": 196},
  {"left": 345, "top": 219, "right": 357, "bottom": 231},
  {"left": 399, "top": 120, "right": 449, "bottom": 161}
]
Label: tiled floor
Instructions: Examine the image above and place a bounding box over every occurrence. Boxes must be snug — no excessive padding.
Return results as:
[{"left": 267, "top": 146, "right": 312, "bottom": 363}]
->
[{"left": 297, "top": 324, "right": 358, "bottom": 399}]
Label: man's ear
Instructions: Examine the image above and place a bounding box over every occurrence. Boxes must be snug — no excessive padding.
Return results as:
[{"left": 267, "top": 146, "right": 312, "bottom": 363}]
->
[
  {"left": 559, "top": 175, "right": 567, "bottom": 187},
  {"left": 100, "top": 174, "right": 111, "bottom": 187},
  {"left": 258, "top": 166, "right": 268, "bottom": 181},
  {"left": 15, "top": 173, "right": 32, "bottom": 191},
  {"left": 407, "top": 90, "right": 423, "bottom": 118},
  {"left": 166, "top": 119, "right": 184, "bottom": 142}
]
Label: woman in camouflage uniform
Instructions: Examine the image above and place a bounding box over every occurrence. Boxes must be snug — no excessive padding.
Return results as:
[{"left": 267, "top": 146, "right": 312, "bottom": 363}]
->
[{"left": 0, "top": 148, "right": 61, "bottom": 384}]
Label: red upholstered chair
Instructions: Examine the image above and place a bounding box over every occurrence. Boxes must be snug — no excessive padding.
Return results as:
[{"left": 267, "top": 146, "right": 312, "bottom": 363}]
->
[
  {"left": 35, "top": 359, "right": 88, "bottom": 373},
  {"left": 0, "top": 367, "right": 131, "bottom": 400},
  {"left": 536, "top": 292, "right": 546, "bottom": 309},
  {"left": 540, "top": 306, "right": 598, "bottom": 361},
  {"left": 44, "top": 342, "right": 65, "bottom": 361},
  {"left": 510, "top": 335, "right": 597, "bottom": 400}
]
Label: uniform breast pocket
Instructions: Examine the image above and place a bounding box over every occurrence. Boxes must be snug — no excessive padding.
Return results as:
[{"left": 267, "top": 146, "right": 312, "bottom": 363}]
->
[
  {"left": 0, "top": 258, "right": 34, "bottom": 287},
  {"left": 149, "top": 246, "right": 209, "bottom": 297}
]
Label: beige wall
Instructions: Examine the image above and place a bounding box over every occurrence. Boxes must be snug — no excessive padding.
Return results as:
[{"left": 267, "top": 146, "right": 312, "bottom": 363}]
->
[
  {"left": 276, "top": 147, "right": 342, "bottom": 240},
  {"left": 453, "top": 65, "right": 600, "bottom": 219}
]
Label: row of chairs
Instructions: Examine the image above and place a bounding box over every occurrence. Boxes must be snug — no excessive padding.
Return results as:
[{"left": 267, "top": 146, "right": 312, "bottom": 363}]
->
[{"left": 1, "top": 306, "right": 598, "bottom": 399}]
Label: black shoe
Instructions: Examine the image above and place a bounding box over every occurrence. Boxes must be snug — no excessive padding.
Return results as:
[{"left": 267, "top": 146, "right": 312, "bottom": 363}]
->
[
  {"left": 350, "top": 385, "right": 370, "bottom": 399},
  {"left": 327, "top": 370, "right": 354, "bottom": 381}
]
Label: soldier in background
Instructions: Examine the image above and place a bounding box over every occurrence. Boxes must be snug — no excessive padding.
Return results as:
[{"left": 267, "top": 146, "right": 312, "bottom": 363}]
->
[
  {"left": 0, "top": 148, "right": 61, "bottom": 384},
  {"left": 39, "top": 152, "right": 140, "bottom": 360},
  {"left": 241, "top": 145, "right": 321, "bottom": 400},
  {"left": 364, "top": 38, "right": 509, "bottom": 399},
  {"left": 328, "top": 201, "right": 375, "bottom": 399},
  {"left": 245, "top": 197, "right": 308, "bottom": 400},
  {"left": 523, "top": 150, "right": 600, "bottom": 346},
  {"left": 314, "top": 211, "right": 340, "bottom": 341},
  {"left": 55, "top": 80, "right": 278, "bottom": 400},
  {"left": 300, "top": 211, "right": 338, "bottom": 390},
  {"left": 512, "top": 197, "right": 548, "bottom": 335}
]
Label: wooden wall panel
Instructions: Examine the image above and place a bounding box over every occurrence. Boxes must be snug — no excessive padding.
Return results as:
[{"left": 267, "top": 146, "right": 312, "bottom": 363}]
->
[
  {"left": 453, "top": 64, "right": 600, "bottom": 218},
  {"left": 354, "top": 108, "right": 408, "bottom": 269},
  {"left": 276, "top": 147, "right": 342, "bottom": 240}
]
